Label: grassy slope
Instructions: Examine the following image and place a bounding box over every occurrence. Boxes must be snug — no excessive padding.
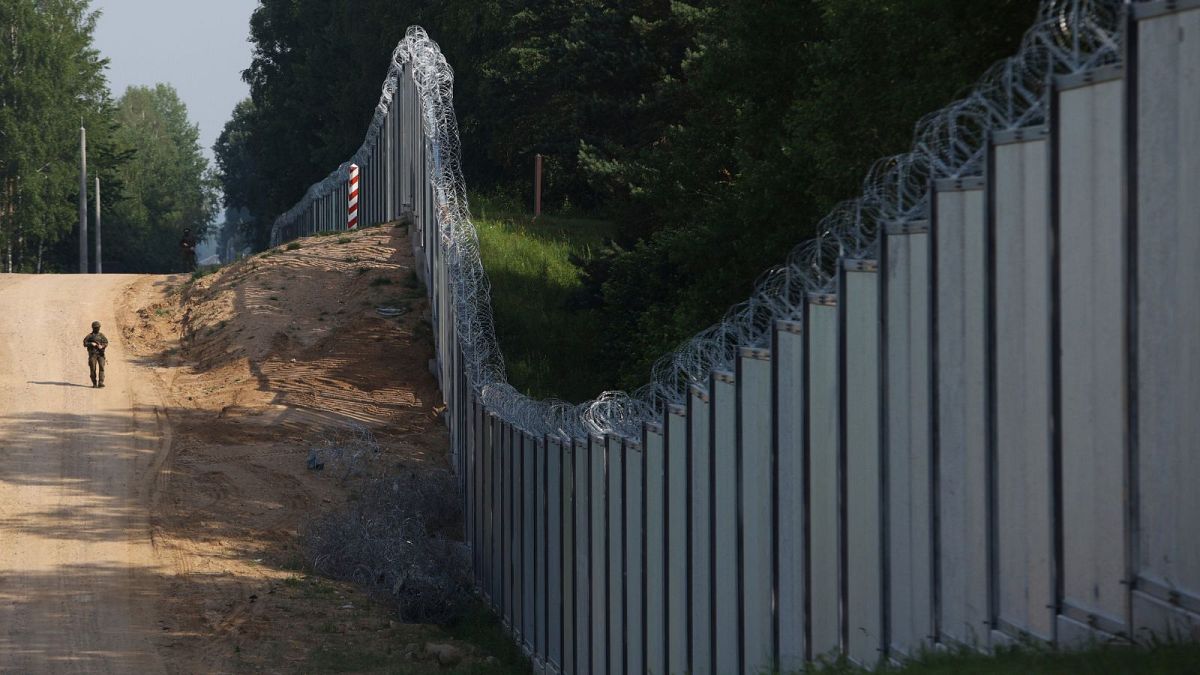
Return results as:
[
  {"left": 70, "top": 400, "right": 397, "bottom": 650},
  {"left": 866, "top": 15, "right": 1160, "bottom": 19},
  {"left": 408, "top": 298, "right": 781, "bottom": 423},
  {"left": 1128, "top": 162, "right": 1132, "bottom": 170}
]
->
[{"left": 473, "top": 197, "right": 615, "bottom": 403}]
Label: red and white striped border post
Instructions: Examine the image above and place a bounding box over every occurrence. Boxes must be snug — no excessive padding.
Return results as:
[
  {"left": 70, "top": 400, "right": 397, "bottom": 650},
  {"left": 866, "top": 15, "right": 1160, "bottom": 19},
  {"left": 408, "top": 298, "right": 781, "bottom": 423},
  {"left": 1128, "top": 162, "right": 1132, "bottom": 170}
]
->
[{"left": 348, "top": 163, "right": 360, "bottom": 229}]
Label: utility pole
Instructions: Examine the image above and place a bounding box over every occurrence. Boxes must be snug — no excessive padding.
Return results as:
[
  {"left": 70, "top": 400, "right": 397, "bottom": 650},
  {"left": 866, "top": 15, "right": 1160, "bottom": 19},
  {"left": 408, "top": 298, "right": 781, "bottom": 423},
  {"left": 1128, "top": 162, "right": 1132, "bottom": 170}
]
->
[
  {"left": 78, "top": 126, "right": 88, "bottom": 274},
  {"left": 94, "top": 177, "right": 101, "bottom": 274}
]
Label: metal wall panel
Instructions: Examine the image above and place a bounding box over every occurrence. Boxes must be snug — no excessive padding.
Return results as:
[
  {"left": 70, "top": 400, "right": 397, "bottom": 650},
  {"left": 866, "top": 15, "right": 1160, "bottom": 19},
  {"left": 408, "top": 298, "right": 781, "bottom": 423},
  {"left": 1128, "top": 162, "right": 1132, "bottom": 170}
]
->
[
  {"left": 775, "top": 322, "right": 807, "bottom": 669},
  {"left": 807, "top": 301, "right": 842, "bottom": 659},
  {"left": 472, "top": 403, "right": 482, "bottom": 588},
  {"left": 358, "top": 23, "right": 1200, "bottom": 670},
  {"left": 562, "top": 440, "right": 576, "bottom": 673},
  {"left": 510, "top": 427, "right": 522, "bottom": 636},
  {"left": 844, "top": 267, "right": 883, "bottom": 665},
  {"left": 490, "top": 416, "right": 501, "bottom": 604},
  {"left": 1134, "top": 8, "right": 1200, "bottom": 632},
  {"left": 885, "top": 230, "right": 935, "bottom": 655},
  {"left": 607, "top": 435, "right": 625, "bottom": 675},
  {"left": 535, "top": 436, "right": 547, "bottom": 658},
  {"left": 574, "top": 438, "right": 592, "bottom": 674},
  {"left": 739, "top": 349, "right": 775, "bottom": 674},
  {"left": 524, "top": 433, "right": 537, "bottom": 644},
  {"left": 472, "top": 400, "right": 482, "bottom": 581},
  {"left": 467, "top": 395, "right": 477, "bottom": 578},
  {"left": 501, "top": 420, "right": 511, "bottom": 619},
  {"left": 645, "top": 425, "right": 668, "bottom": 675},
  {"left": 933, "top": 184, "right": 991, "bottom": 648},
  {"left": 1057, "top": 76, "right": 1129, "bottom": 639},
  {"left": 548, "top": 437, "right": 564, "bottom": 670},
  {"left": 516, "top": 426, "right": 527, "bottom": 629},
  {"left": 992, "top": 135, "right": 1054, "bottom": 641},
  {"left": 688, "top": 387, "right": 714, "bottom": 675},
  {"left": 666, "top": 406, "right": 690, "bottom": 675},
  {"left": 590, "top": 435, "right": 608, "bottom": 675},
  {"left": 711, "top": 372, "right": 741, "bottom": 674},
  {"left": 624, "top": 438, "right": 645, "bottom": 675},
  {"left": 508, "top": 426, "right": 520, "bottom": 629}
]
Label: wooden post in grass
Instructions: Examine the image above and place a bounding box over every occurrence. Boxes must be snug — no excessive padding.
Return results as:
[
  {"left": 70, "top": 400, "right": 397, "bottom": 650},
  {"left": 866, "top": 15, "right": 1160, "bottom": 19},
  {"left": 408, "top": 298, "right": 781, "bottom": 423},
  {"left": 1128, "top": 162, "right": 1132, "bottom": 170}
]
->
[{"left": 534, "top": 154, "right": 543, "bottom": 218}]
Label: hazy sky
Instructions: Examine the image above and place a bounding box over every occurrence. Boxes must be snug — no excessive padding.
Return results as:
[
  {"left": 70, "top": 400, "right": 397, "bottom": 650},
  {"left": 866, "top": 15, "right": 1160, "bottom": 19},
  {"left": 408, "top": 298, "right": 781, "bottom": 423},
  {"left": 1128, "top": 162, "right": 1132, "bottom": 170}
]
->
[{"left": 91, "top": 1, "right": 259, "bottom": 163}]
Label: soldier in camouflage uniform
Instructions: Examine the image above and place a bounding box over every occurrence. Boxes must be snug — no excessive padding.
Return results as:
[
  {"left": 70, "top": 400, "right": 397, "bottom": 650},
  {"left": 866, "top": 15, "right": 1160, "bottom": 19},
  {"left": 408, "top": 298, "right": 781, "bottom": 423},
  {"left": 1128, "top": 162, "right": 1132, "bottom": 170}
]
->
[
  {"left": 180, "top": 228, "right": 197, "bottom": 273},
  {"left": 83, "top": 320, "right": 108, "bottom": 388}
]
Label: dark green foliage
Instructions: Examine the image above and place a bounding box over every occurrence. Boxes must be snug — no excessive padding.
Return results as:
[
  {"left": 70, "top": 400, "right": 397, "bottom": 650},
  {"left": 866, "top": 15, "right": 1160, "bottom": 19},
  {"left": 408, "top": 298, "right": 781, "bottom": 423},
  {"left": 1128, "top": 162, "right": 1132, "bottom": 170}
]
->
[
  {"left": 0, "top": 0, "right": 129, "bottom": 273},
  {"left": 218, "top": 0, "right": 1041, "bottom": 393},
  {"left": 104, "top": 84, "right": 219, "bottom": 273},
  {"left": 213, "top": 101, "right": 261, "bottom": 248},
  {"left": 0, "top": 3, "right": 216, "bottom": 274},
  {"left": 216, "top": 1, "right": 428, "bottom": 251},
  {"left": 217, "top": 0, "right": 702, "bottom": 246},
  {"left": 590, "top": 0, "right": 1042, "bottom": 388}
]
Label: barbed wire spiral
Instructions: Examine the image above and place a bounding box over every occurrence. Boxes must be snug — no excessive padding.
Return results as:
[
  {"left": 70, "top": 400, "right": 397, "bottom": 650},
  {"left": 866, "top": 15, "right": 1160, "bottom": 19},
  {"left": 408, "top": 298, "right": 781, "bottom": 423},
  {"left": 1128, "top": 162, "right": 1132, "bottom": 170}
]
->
[{"left": 269, "top": 1, "right": 1126, "bottom": 443}]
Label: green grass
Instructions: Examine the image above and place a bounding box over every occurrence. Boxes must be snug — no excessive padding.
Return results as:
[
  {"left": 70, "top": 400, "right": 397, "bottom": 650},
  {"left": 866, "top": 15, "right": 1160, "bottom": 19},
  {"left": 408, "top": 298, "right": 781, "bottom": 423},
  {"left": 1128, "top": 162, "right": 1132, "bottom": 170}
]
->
[
  {"left": 189, "top": 266, "right": 216, "bottom": 282},
  {"left": 472, "top": 195, "right": 616, "bottom": 402},
  {"left": 286, "top": 241, "right": 302, "bottom": 251},
  {"left": 443, "top": 602, "right": 533, "bottom": 673},
  {"left": 807, "top": 640, "right": 1200, "bottom": 674}
]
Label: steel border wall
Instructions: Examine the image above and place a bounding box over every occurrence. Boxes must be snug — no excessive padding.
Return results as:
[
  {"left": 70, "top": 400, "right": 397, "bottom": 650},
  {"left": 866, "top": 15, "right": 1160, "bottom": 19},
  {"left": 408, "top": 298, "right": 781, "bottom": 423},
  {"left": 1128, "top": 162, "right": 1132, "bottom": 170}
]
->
[{"left": 268, "top": 2, "right": 1200, "bottom": 671}]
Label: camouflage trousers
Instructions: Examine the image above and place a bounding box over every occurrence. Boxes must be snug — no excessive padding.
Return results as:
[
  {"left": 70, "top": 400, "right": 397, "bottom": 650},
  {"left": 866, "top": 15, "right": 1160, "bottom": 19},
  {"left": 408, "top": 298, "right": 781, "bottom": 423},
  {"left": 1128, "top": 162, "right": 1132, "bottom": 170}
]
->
[{"left": 89, "top": 353, "right": 106, "bottom": 386}]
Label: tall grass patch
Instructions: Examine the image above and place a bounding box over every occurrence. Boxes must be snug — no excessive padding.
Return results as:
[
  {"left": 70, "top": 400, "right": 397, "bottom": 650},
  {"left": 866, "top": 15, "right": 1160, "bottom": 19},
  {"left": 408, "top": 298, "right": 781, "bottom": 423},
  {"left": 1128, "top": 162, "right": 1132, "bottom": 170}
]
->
[{"left": 473, "top": 196, "right": 615, "bottom": 402}]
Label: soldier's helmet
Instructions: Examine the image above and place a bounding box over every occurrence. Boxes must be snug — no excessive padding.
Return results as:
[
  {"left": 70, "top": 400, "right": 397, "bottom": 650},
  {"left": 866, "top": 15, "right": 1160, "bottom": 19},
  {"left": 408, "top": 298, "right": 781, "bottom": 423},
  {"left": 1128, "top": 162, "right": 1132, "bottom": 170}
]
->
[{"left": 91, "top": 321, "right": 101, "bottom": 330}]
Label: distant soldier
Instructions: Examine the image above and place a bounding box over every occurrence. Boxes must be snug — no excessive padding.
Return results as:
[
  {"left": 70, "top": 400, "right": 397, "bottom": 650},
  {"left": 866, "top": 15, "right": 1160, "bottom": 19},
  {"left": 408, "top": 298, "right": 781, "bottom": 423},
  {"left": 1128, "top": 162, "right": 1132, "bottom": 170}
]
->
[
  {"left": 83, "top": 320, "right": 108, "bottom": 388},
  {"left": 180, "top": 228, "right": 197, "bottom": 272}
]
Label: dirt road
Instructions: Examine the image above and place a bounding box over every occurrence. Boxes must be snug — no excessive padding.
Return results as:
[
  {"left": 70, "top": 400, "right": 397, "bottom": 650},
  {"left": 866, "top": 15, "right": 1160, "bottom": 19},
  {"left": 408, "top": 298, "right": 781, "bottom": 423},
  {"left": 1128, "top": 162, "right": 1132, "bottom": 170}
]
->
[{"left": 0, "top": 274, "right": 166, "bottom": 673}]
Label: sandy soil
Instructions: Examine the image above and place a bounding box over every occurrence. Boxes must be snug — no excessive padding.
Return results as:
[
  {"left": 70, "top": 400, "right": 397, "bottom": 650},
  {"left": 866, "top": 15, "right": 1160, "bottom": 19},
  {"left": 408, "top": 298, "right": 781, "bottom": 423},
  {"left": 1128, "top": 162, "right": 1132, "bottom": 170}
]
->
[
  {"left": 0, "top": 225, "right": 492, "bottom": 673},
  {"left": 0, "top": 273, "right": 168, "bottom": 673}
]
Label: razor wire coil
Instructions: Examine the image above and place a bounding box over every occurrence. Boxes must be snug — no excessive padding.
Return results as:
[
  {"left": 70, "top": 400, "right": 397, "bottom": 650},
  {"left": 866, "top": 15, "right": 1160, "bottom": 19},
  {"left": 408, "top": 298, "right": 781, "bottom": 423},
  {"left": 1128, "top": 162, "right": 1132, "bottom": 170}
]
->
[{"left": 269, "top": 1, "right": 1126, "bottom": 443}]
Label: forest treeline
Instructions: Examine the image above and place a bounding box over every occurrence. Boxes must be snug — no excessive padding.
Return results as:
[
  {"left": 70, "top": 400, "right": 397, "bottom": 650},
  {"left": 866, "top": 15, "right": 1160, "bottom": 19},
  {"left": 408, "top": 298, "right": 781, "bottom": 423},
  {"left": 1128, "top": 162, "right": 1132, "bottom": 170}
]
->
[
  {"left": 0, "top": 0, "right": 215, "bottom": 274},
  {"left": 217, "top": 0, "right": 1040, "bottom": 389}
]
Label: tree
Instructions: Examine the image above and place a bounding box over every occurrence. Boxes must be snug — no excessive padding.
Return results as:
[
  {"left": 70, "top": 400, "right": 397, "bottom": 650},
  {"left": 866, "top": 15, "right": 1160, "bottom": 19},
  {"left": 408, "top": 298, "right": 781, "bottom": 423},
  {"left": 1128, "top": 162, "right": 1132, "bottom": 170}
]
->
[
  {"left": 216, "top": 0, "right": 1042, "bottom": 386},
  {"left": 103, "top": 84, "right": 218, "bottom": 273},
  {"left": 213, "top": 98, "right": 268, "bottom": 248},
  {"left": 0, "top": 0, "right": 127, "bottom": 272},
  {"left": 222, "top": 0, "right": 703, "bottom": 245},
  {"left": 587, "top": 0, "right": 1042, "bottom": 386},
  {"left": 227, "top": 0, "right": 414, "bottom": 247},
  {"left": 458, "top": 0, "right": 704, "bottom": 210}
]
